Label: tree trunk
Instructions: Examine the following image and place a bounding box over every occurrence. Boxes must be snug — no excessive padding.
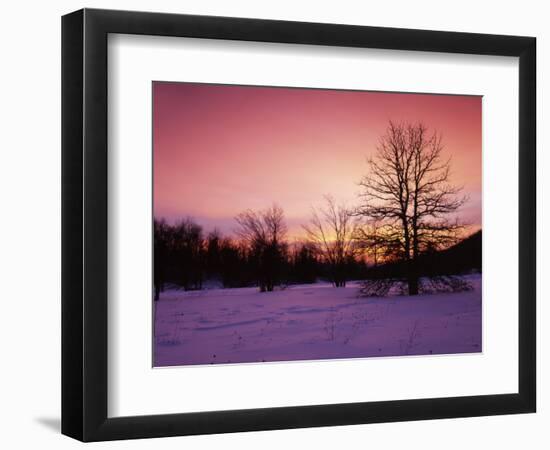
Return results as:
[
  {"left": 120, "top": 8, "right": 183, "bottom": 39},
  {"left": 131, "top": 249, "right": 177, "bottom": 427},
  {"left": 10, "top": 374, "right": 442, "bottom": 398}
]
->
[
  {"left": 408, "top": 275, "right": 419, "bottom": 296},
  {"left": 407, "top": 259, "right": 419, "bottom": 295}
]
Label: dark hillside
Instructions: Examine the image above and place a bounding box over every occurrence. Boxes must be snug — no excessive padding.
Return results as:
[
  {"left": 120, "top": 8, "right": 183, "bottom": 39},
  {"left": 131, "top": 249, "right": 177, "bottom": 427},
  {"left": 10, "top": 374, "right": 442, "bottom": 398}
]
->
[{"left": 366, "top": 230, "right": 482, "bottom": 280}]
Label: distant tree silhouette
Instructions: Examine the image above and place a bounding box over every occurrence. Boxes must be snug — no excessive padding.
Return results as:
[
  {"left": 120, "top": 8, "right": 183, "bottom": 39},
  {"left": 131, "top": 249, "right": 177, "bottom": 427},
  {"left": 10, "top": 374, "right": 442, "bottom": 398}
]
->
[
  {"left": 172, "top": 219, "right": 205, "bottom": 290},
  {"left": 303, "top": 196, "right": 359, "bottom": 287},
  {"left": 354, "top": 220, "right": 388, "bottom": 268},
  {"left": 205, "top": 229, "right": 222, "bottom": 280},
  {"left": 235, "top": 205, "right": 288, "bottom": 292},
  {"left": 356, "top": 122, "right": 468, "bottom": 295},
  {"left": 289, "top": 242, "right": 318, "bottom": 284},
  {"left": 153, "top": 219, "right": 170, "bottom": 301},
  {"left": 218, "top": 238, "right": 250, "bottom": 288}
]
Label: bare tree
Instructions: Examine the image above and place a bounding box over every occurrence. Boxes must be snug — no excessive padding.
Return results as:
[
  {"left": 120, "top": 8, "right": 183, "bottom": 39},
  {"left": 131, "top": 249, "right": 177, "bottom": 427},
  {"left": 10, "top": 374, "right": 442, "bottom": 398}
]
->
[
  {"left": 353, "top": 220, "right": 387, "bottom": 267},
  {"left": 235, "top": 204, "right": 288, "bottom": 292},
  {"left": 303, "top": 195, "right": 359, "bottom": 287},
  {"left": 356, "top": 122, "right": 467, "bottom": 295}
]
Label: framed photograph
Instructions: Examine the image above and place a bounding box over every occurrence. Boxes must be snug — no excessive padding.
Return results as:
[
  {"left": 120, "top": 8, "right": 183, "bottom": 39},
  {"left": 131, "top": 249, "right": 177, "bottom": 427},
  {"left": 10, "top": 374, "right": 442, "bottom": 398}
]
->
[{"left": 62, "top": 8, "right": 536, "bottom": 441}]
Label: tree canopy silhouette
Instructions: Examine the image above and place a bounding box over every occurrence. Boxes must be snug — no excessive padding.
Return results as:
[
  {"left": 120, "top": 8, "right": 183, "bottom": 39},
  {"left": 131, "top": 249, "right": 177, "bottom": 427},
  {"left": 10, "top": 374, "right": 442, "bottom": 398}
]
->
[
  {"left": 356, "top": 121, "right": 468, "bottom": 295},
  {"left": 235, "top": 204, "right": 288, "bottom": 292}
]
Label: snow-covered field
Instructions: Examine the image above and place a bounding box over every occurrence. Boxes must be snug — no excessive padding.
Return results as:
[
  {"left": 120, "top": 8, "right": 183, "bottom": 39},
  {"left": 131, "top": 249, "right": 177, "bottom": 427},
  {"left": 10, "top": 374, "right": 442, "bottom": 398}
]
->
[{"left": 154, "top": 275, "right": 481, "bottom": 367}]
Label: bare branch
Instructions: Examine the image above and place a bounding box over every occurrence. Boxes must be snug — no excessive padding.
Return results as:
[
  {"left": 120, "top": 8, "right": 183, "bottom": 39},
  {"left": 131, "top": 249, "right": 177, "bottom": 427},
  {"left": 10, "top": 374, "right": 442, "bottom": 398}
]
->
[
  {"left": 356, "top": 121, "right": 469, "bottom": 295},
  {"left": 303, "top": 196, "right": 359, "bottom": 287}
]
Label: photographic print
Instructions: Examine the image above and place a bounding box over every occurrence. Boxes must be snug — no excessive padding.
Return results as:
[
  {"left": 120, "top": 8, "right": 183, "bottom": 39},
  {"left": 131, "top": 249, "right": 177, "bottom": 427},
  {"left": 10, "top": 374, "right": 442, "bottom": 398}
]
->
[{"left": 153, "top": 82, "right": 482, "bottom": 367}]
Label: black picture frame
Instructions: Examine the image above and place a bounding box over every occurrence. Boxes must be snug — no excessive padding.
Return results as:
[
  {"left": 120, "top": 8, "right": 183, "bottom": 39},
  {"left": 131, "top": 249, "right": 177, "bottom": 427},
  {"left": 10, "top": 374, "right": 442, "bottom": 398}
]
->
[{"left": 61, "top": 8, "right": 536, "bottom": 442}]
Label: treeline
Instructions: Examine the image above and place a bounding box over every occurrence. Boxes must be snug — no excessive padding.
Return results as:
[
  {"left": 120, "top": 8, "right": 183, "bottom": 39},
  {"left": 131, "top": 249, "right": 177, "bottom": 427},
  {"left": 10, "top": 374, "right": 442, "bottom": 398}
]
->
[
  {"left": 154, "top": 121, "right": 482, "bottom": 298},
  {"left": 365, "top": 230, "right": 481, "bottom": 278},
  {"left": 358, "top": 230, "right": 481, "bottom": 296},
  {"left": 154, "top": 216, "right": 368, "bottom": 299}
]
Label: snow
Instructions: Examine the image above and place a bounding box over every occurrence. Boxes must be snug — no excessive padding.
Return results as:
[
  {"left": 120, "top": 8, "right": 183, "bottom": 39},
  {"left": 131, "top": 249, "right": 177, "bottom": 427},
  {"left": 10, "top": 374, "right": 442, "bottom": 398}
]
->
[{"left": 154, "top": 275, "right": 481, "bottom": 367}]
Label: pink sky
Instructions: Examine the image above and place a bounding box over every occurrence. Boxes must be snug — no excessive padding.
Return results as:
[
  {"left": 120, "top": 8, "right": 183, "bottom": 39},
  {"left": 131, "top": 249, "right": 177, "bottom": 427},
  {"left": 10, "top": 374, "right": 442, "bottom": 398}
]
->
[{"left": 153, "top": 82, "right": 481, "bottom": 239}]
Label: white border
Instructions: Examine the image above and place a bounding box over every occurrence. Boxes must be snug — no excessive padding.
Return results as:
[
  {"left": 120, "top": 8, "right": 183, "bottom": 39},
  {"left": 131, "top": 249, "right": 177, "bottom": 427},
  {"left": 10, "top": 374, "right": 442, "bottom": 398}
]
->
[{"left": 107, "top": 34, "right": 519, "bottom": 418}]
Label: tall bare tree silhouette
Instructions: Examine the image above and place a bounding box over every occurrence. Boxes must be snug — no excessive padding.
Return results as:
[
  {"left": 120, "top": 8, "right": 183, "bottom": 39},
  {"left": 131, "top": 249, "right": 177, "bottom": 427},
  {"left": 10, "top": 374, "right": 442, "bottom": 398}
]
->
[
  {"left": 303, "top": 196, "right": 359, "bottom": 287},
  {"left": 356, "top": 122, "right": 468, "bottom": 295},
  {"left": 235, "top": 204, "right": 288, "bottom": 292}
]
